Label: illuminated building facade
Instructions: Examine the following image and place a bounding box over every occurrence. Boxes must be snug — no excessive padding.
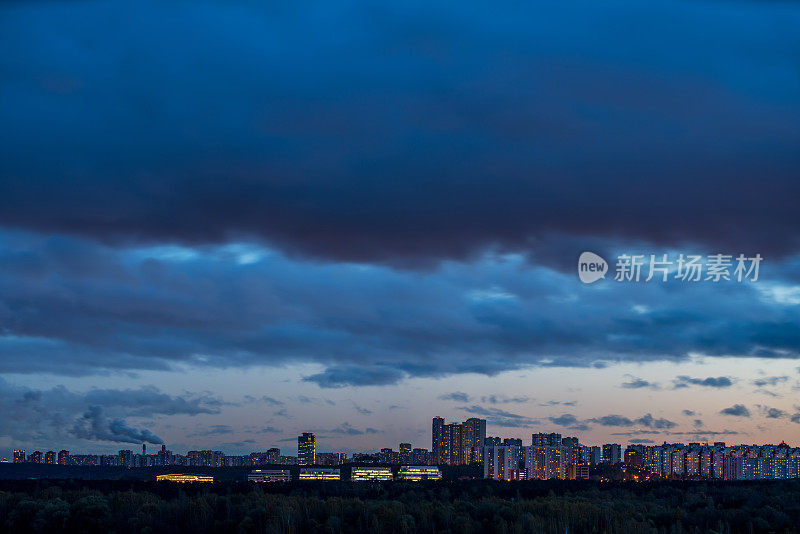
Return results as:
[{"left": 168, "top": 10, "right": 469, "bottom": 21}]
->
[
  {"left": 156, "top": 474, "right": 214, "bottom": 483},
  {"left": 351, "top": 467, "right": 393, "bottom": 481},
  {"left": 602, "top": 443, "right": 622, "bottom": 464},
  {"left": 299, "top": 468, "right": 340, "bottom": 480},
  {"left": 298, "top": 433, "right": 315, "bottom": 466},
  {"left": 398, "top": 465, "right": 442, "bottom": 481},
  {"left": 484, "top": 446, "right": 522, "bottom": 481},
  {"left": 399, "top": 443, "right": 411, "bottom": 464},
  {"left": 247, "top": 469, "right": 291, "bottom": 482},
  {"left": 463, "top": 418, "right": 487, "bottom": 464}
]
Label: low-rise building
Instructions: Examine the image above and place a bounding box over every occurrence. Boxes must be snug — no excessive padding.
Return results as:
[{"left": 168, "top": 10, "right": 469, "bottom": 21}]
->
[
  {"left": 299, "top": 468, "right": 341, "bottom": 480},
  {"left": 351, "top": 467, "right": 393, "bottom": 481},
  {"left": 247, "top": 469, "right": 291, "bottom": 482},
  {"left": 398, "top": 465, "right": 441, "bottom": 481},
  {"left": 156, "top": 474, "right": 214, "bottom": 483}
]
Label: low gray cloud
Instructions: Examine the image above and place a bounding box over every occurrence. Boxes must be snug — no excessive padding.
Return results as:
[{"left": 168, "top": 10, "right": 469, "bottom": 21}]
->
[
  {"left": 621, "top": 376, "right": 659, "bottom": 390},
  {"left": 762, "top": 407, "right": 787, "bottom": 419},
  {"left": 539, "top": 400, "right": 577, "bottom": 407},
  {"left": 548, "top": 413, "right": 589, "bottom": 431},
  {"left": 243, "top": 395, "right": 284, "bottom": 406},
  {"left": 548, "top": 414, "right": 578, "bottom": 427},
  {"left": 482, "top": 395, "right": 530, "bottom": 404},
  {"left": 589, "top": 413, "right": 676, "bottom": 429},
  {"left": 629, "top": 438, "right": 654, "bottom": 444},
  {"left": 352, "top": 402, "right": 372, "bottom": 415},
  {"left": 439, "top": 392, "right": 471, "bottom": 403},
  {"left": 753, "top": 376, "right": 789, "bottom": 387},
  {"left": 189, "top": 425, "right": 234, "bottom": 437},
  {"left": 303, "top": 366, "right": 405, "bottom": 388},
  {"left": 327, "top": 423, "right": 380, "bottom": 436},
  {"left": 458, "top": 405, "right": 539, "bottom": 427},
  {"left": 720, "top": 404, "right": 751, "bottom": 417},
  {"left": 673, "top": 376, "right": 734, "bottom": 389},
  {"left": 667, "top": 430, "right": 740, "bottom": 436}
]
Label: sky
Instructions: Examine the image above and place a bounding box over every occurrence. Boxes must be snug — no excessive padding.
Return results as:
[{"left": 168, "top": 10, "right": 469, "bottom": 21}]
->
[{"left": 0, "top": 0, "right": 799, "bottom": 458}]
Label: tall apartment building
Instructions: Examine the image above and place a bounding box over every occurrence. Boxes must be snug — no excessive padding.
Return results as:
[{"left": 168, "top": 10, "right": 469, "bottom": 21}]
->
[
  {"left": 13, "top": 450, "right": 25, "bottom": 463},
  {"left": 432, "top": 416, "right": 486, "bottom": 465},
  {"left": 532, "top": 433, "right": 562, "bottom": 447},
  {"left": 484, "top": 445, "right": 522, "bottom": 481},
  {"left": 57, "top": 450, "right": 70, "bottom": 465},
  {"left": 561, "top": 437, "right": 579, "bottom": 467},
  {"left": 526, "top": 446, "right": 568, "bottom": 480},
  {"left": 298, "top": 433, "right": 315, "bottom": 466},
  {"left": 432, "top": 417, "right": 444, "bottom": 464},
  {"left": 463, "top": 418, "right": 487, "bottom": 463},
  {"left": 399, "top": 443, "right": 412, "bottom": 464},
  {"left": 118, "top": 449, "right": 132, "bottom": 467},
  {"left": 602, "top": 443, "right": 622, "bottom": 464},
  {"left": 44, "top": 451, "right": 56, "bottom": 464},
  {"left": 411, "top": 448, "right": 430, "bottom": 465}
]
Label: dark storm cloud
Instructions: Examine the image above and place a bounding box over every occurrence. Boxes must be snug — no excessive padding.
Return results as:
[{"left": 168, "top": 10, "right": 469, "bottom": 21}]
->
[
  {"left": 673, "top": 376, "right": 734, "bottom": 389},
  {"left": 1, "top": 0, "right": 799, "bottom": 267},
  {"left": 720, "top": 404, "right": 751, "bottom": 417},
  {"left": 0, "top": 232, "right": 798, "bottom": 384}
]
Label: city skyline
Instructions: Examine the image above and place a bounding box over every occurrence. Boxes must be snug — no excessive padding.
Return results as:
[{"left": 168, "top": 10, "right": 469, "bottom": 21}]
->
[
  {"left": 5, "top": 403, "right": 800, "bottom": 460},
  {"left": 1, "top": 0, "right": 799, "bottom": 460},
  {"left": 9, "top": 422, "right": 800, "bottom": 484}
]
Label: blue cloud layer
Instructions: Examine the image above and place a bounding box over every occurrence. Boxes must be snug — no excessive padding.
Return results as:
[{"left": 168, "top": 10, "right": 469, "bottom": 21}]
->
[{"left": 0, "top": 231, "right": 797, "bottom": 385}]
